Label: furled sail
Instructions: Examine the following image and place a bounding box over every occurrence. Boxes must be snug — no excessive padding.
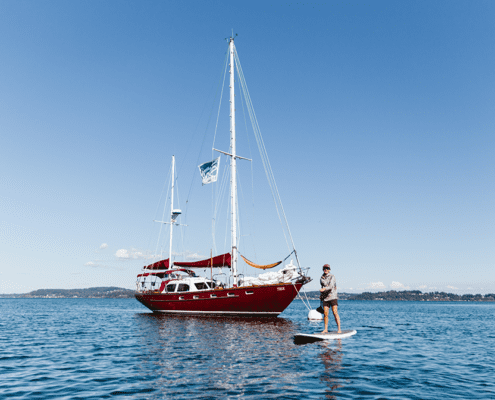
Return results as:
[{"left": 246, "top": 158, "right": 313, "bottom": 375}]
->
[
  {"left": 174, "top": 252, "right": 231, "bottom": 268},
  {"left": 240, "top": 254, "right": 282, "bottom": 270},
  {"left": 144, "top": 259, "right": 170, "bottom": 270}
]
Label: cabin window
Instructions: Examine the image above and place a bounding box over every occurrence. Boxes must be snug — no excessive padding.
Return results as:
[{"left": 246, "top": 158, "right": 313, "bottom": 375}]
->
[
  {"left": 177, "top": 284, "right": 190, "bottom": 292},
  {"left": 194, "top": 282, "right": 208, "bottom": 290},
  {"left": 246, "top": 291, "right": 254, "bottom": 295},
  {"left": 210, "top": 294, "right": 217, "bottom": 298},
  {"left": 227, "top": 293, "right": 235, "bottom": 297},
  {"left": 166, "top": 284, "right": 176, "bottom": 293},
  {"left": 206, "top": 281, "right": 216, "bottom": 289},
  {"left": 193, "top": 295, "right": 199, "bottom": 299}
]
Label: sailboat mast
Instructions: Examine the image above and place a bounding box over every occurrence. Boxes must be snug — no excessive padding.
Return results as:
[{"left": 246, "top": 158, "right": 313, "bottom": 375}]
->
[
  {"left": 169, "top": 155, "right": 175, "bottom": 269},
  {"left": 229, "top": 37, "right": 238, "bottom": 286}
]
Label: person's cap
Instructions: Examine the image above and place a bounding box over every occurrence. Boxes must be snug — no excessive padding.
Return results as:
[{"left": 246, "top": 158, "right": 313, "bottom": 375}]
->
[{"left": 323, "top": 264, "right": 331, "bottom": 270}]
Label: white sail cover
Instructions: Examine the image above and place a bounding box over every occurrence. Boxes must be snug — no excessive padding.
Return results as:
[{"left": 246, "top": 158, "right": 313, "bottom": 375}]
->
[
  {"left": 198, "top": 157, "right": 220, "bottom": 185},
  {"left": 238, "top": 261, "right": 300, "bottom": 287}
]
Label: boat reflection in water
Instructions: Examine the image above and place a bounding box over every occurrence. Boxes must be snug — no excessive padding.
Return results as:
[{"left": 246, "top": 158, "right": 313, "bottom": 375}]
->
[{"left": 133, "top": 311, "right": 347, "bottom": 398}]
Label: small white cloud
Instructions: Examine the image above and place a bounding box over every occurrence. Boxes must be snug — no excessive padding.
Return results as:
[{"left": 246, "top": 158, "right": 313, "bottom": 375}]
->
[
  {"left": 115, "top": 248, "right": 150, "bottom": 260},
  {"left": 84, "top": 261, "right": 107, "bottom": 268},
  {"left": 132, "top": 251, "right": 145, "bottom": 259},
  {"left": 418, "top": 285, "right": 427, "bottom": 289},
  {"left": 447, "top": 285, "right": 458, "bottom": 290},
  {"left": 100, "top": 243, "right": 108, "bottom": 249},
  {"left": 185, "top": 252, "right": 205, "bottom": 260},
  {"left": 368, "top": 282, "right": 386, "bottom": 289},
  {"left": 391, "top": 281, "right": 405, "bottom": 289},
  {"left": 115, "top": 249, "right": 130, "bottom": 259}
]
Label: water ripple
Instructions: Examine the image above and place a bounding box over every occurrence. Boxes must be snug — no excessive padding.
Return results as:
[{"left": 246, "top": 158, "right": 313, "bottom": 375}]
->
[{"left": 1, "top": 299, "right": 494, "bottom": 399}]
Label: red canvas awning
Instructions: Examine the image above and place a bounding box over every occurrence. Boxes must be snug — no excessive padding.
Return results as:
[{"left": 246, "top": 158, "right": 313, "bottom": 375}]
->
[
  {"left": 174, "top": 253, "right": 231, "bottom": 268},
  {"left": 144, "top": 259, "right": 170, "bottom": 270}
]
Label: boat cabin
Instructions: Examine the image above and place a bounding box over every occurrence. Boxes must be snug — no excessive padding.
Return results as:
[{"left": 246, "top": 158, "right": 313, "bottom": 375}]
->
[{"left": 136, "top": 268, "right": 219, "bottom": 293}]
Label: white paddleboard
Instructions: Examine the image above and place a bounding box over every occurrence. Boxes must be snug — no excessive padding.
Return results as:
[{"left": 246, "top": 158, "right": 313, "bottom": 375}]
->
[{"left": 294, "top": 330, "right": 357, "bottom": 343}]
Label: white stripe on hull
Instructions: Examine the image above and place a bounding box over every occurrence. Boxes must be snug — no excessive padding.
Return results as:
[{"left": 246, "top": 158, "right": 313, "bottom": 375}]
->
[{"left": 153, "top": 309, "right": 280, "bottom": 316}]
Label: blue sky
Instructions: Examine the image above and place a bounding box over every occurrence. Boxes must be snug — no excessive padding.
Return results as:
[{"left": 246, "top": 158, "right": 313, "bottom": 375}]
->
[{"left": 1, "top": 0, "right": 493, "bottom": 294}]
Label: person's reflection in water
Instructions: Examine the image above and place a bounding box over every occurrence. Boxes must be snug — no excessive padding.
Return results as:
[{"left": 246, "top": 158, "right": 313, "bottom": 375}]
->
[{"left": 319, "top": 339, "right": 344, "bottom": 399}]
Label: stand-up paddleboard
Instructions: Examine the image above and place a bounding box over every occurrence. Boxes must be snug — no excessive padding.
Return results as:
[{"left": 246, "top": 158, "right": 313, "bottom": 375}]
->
[{"left": 294, "top": 330, "right": 357, "bottom": 344}]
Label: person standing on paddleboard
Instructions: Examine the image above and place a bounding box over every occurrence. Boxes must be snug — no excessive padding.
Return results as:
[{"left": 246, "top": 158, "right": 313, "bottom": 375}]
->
[{"left": 320, "top": 264, "right": 341, "bottom": 334}]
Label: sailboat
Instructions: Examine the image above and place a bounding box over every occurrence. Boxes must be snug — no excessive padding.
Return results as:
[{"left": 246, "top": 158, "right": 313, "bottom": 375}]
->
[{"left": 135, "top": 36, "right": 311, "bottom": 316}]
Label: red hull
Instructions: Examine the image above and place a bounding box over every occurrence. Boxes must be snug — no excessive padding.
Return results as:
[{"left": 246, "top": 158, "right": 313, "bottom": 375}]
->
[{"left": 135, "top": 282, "right": 304, "bottom": 317}]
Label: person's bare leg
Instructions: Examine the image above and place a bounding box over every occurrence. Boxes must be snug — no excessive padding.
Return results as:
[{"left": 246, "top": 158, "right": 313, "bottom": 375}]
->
[
  {"left": 332, "top": 305, "right": 341, "bottom": 333},
  {"left": 321, "top": 305, "right": 329, "bottom": 333}
]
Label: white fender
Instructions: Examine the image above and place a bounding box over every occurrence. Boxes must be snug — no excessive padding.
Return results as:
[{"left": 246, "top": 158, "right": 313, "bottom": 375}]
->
[{"left": 308, "top": 309, "right": 324, "bottom": 320}]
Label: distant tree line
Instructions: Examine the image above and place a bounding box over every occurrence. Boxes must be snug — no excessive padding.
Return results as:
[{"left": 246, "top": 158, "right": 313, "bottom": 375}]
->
[
  {"left": 0, "top": 287, "right": 135, "bottom": 298},
  {"left": 303, "top": 290, "right": 494, "bottom": 302},
  {"left": 348, "top": 290, "right": 493, "bottom": 301}
]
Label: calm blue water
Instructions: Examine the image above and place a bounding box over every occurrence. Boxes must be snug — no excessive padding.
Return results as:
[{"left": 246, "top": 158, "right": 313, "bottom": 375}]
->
[{"left": 1, "top": 298, "right": 494, "bottom": 399}]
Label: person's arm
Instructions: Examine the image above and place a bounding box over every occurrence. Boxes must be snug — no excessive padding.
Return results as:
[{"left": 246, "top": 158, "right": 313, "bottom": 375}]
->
[
  {"left": 320, "top": 277, "right": 327, "bottom": 292},
  {"left": 321, "top": 276, "right": 335, "bottom": 292}
]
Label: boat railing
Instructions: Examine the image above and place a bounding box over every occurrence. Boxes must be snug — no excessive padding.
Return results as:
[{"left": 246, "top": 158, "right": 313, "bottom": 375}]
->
[
  {"left": 299, "top": 267, "right": 311, "bottom": 279},
  {"left": 213, "top": 272, "right": 227, "bottom": 284}
]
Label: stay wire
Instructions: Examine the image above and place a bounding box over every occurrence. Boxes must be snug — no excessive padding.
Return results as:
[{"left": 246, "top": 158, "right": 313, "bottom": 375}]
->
[
  {"left": 234, "top": 47, "right": 304, "bottom": 274},
  {"left": 237, "top": 68, "right": 258, "bottom": 263},
  {"left": 234, "top": 48, "right": 292, "bottom": 253},
  {"left": 154, "top": 159, "right": 173, "bottom": 260},
  {"left": 144, "top": 161, "right": 172, "bottom": 265},
  {"left": 183, "top": 49, "right": 229, "bottom": 230},
  {"left": 210, "top": 51, "right": 230, "bottom": 253}
]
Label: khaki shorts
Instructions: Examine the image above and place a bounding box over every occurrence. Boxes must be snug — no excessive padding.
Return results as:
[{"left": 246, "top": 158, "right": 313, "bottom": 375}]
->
[{"left": 322, "top": 299, "right": 338, "bottom": 308}]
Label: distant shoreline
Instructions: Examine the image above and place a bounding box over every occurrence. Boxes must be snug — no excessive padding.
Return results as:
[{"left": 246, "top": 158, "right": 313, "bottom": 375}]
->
[
  {"left": 1, "top": 288, "right": 494, "bottom": 301},
  {"left": 0, "top": 287, "right": 135, "bottom": 299},
  {"left": 304, "top": 290, "right": 495, "bottom": 302}
]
